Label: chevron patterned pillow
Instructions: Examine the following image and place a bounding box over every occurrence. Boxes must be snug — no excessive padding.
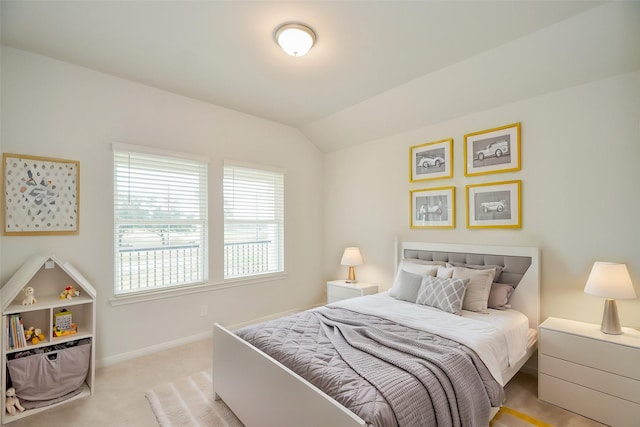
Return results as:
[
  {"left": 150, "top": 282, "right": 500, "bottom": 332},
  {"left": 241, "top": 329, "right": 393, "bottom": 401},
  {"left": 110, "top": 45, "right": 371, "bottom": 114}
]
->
[{"left": 416, "top": 276, "right": 469, "bottom": 315}]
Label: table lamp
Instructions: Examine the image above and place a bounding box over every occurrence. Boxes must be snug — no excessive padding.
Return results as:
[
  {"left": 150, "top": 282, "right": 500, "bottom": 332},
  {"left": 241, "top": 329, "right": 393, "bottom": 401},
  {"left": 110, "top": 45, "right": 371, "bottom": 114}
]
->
[
  {"left": 584, "top": 262, "right": 637, "bottom": 335},
  {"left": 341, "top": 247, "right": 363, "bottom": 283}
]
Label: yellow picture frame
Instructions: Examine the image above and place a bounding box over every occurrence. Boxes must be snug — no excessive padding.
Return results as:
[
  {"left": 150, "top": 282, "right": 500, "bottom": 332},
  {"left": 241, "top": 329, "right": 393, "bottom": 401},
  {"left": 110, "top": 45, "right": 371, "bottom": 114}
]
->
[
  {"left": 464, "top": 122, "right": 521, "bottom": 177},
  {"left": 2, "top": 153, "right": 80, "bottom": 235},
  {"left": 410, "top": 186, "right": 455, "bottom": 229},
  {"left": 466, "top": 180, "right": 521, "bottom": 229},
  {"left": 409, "top": 138, "right": 453, "bottom": 182}
]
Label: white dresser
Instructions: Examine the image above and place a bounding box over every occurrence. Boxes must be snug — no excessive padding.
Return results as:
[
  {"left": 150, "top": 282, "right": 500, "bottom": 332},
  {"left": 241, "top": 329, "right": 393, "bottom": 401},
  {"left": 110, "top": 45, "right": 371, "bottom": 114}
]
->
[
  {"left": 539, "top": 317, "right": 640, "bottom": 426},
  {"left": 326, "top": 280, "right": 378, "bottom": 304}
]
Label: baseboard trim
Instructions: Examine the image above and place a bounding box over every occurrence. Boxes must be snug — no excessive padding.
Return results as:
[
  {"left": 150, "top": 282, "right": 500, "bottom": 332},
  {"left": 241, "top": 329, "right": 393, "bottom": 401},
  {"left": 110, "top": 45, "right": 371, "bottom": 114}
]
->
[
  {"left": 224, "top": 303, "right": 322, "bottom": 331},
  {"left": 97, "top": 330, "right": 212, "bottom": 368},
  {"left": 96, "top": 303, "right": 321, "bottom": 368}
]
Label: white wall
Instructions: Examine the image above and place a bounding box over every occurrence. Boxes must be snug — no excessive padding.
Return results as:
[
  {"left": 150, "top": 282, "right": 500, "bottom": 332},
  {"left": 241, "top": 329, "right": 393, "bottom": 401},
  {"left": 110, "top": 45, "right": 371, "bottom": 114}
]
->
[
  {"left": 324, "top": 70, "right": 640, "bottom": 328},
  {"left": 0, "top": 46, "right": 325, "bottom": 363}
]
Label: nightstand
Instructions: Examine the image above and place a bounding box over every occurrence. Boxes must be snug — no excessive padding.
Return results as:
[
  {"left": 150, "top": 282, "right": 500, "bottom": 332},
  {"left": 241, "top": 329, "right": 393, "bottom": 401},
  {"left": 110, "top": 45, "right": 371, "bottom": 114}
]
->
[
  {"left": 326, "top": 280, "right": 378, "bottom": 304},
  {"left": 539, "top": 317, "right": 640, "bottom": 426}
]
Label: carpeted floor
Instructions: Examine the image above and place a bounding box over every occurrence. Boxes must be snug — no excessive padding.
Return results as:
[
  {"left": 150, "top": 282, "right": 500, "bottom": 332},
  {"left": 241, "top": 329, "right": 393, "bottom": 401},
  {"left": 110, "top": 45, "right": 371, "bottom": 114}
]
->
[
  {"left": 146, "top": 369, "right": 242, "bottom": 427},
  {"left": 145, "top": 369, "right": 559, "bottom": 427}
]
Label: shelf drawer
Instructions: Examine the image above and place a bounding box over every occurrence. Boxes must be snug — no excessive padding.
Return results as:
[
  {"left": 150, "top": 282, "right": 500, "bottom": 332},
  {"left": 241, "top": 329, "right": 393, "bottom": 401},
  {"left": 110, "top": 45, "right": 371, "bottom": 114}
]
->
[
  {"left": 540, "top": 354, "right": 640, "bottom": 404},
  {"left": 540, "top": 373, "right": 640, "bottom": 427},
  {"left": 327, "top": 285, "right": 362, "bottom": 301},
  {"left": 540, "top": 328, "right": 640, "bottom": 380}
]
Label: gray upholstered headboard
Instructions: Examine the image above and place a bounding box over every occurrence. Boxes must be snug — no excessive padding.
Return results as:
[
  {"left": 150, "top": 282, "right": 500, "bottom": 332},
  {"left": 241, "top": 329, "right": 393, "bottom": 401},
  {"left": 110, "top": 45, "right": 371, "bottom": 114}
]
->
[
  {"left": 403, "top": 249, "right": 532, "bottom": 287},
  {"left": 398, "top": 241, "right": 540, "bottom": 328}
]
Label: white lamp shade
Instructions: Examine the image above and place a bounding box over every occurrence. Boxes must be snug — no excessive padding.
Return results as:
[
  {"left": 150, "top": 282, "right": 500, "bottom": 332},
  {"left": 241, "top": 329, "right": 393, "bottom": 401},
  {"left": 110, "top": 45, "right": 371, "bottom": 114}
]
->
[
  {"left": 340, "top": 247, "right": 363, "bottom": 266},
  {"left": 275, "top": 23, "right": 316, "bottom": 57},
  {"left": 584, "top": 262, "right": 636, "bottom": 300}
]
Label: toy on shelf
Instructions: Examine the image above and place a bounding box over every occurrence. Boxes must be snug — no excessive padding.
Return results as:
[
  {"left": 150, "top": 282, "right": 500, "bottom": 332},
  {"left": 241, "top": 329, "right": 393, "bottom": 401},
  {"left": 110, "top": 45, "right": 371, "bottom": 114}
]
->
[
  {"left": 5, "top": 387, "right": 25, "bottom": 416},
  {"left": 60, "top": 285, "right": 80, "bottom": 300},
  {"left": 53, "top": 309, "right": 76, "bottom": 337},
  {"left": 53, "top": 323, "right": 77, "bottom": 337},
  {"left": 24, "top": 327, "right": 45, "bottom": 345},
  {"left": 21, "top": 286, "right": 36, "bottom": 305}
]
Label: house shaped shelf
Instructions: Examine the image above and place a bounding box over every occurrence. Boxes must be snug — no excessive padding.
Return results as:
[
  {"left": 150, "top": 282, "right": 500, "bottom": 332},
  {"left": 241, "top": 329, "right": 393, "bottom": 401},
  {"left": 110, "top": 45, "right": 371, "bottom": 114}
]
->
[{"left": 1, "top": 254, "right": 96, "bottom": 424}]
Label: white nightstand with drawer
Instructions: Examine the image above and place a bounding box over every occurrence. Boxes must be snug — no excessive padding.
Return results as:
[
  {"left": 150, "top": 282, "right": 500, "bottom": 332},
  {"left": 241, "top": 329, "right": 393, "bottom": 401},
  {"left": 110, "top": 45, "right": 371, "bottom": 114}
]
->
[
  {"left": 326, "top": 280, "right": 378, "bottom": 304},
  {"left": 539, "top": 317, "right": 640, "bottom": 427}
]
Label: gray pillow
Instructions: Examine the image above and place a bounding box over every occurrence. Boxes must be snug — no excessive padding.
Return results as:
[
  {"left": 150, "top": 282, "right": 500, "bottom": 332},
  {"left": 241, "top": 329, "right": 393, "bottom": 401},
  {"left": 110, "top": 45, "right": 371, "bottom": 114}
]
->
[
  {"left": 390, "top": 269, "right": 423, "bottom": 302},
  {"left": 416, "top": 276, "right": 469, "bottom": 315}
]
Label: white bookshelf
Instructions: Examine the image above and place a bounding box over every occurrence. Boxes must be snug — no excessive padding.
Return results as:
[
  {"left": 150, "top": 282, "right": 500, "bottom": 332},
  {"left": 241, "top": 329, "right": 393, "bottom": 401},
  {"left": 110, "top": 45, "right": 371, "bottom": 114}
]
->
[{"left": 1, "top": 254, "right": 96, "bottom": 425}]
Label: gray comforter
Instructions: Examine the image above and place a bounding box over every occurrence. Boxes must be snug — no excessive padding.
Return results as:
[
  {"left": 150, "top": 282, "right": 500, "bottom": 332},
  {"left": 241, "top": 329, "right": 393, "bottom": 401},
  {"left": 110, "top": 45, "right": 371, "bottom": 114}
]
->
[{"left": 235, "top": 307, "right": 504, "bottom": 427}]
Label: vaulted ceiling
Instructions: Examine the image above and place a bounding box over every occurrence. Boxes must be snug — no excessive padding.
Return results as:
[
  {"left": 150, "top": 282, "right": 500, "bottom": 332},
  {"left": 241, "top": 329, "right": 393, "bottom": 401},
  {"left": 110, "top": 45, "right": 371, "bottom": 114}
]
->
[{"left": 3, "top": 1, "right": 637, "bottom": 152}]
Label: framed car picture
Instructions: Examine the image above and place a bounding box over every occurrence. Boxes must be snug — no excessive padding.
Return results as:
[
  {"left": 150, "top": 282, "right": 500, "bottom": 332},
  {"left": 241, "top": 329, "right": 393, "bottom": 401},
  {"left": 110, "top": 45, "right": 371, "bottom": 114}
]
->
[
  {"left": 410, "top": 186, "right": 455, "bottom": 229},
  {"left": 464, "top": 122, "right": 521, "bottom": 177},
  {"left": 410, "top": 138, "right": 453, "bottom": 182},
  {"left": 466, "top": 180, "right": 521, "bottom": 229}
]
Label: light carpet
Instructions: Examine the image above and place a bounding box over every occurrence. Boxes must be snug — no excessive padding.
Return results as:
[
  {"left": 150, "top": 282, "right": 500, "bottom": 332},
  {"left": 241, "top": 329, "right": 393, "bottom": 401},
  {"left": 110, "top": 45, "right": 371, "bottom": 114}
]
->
[
  {"left": 146, "top": 370, "right": 550, "bottom": 427},
  {"left": 146, "top": 369, "right": 243, "bottom": 427}
]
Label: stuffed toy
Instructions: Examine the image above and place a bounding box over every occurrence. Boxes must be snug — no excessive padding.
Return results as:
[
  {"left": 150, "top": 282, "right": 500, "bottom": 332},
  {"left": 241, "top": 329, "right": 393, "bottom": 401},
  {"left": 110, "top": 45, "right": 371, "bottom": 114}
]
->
[
  {"left": 60, "top": 285, "right": 80, "bottom": 300},
  {"left": 21, "top": 286, "right": 36, "bottom": 305},
  {"left": 5, "top": 387, "right": 25, "bottom": 416},
  {"left": 24, "top": 327, "right": 45, "bottom": 345}
]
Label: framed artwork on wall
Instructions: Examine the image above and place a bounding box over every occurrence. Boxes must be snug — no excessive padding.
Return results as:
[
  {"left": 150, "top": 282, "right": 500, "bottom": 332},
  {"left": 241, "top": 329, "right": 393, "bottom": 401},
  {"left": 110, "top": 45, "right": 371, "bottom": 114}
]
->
[
  {"left": 410, "top": 186, "right": 455, "bottom": 229},
  {"left": 2, "top": 153, "right": 80, "bottom": 235},
  {"left": 466, "top": 180, "right": 521, "bottom": 229},
  {"left": 464, "top": 122, "right": 521, "bottom": 177},
  {"left": 409, "top": 138, "right": 453, "bottom": 182}
]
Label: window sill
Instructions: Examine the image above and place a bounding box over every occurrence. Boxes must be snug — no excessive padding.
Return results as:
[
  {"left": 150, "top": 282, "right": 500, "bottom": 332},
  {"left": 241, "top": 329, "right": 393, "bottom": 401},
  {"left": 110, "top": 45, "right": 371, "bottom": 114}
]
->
[{"left": 109, "top": 272, "right": 288, "bottom": 307}]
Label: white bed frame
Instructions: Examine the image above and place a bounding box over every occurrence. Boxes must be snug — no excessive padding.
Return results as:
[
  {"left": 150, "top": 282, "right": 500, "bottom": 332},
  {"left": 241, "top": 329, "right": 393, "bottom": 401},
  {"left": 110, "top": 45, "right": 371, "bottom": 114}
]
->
[{"left": 213, "top": 241, "right": 540, "bottom": 426}]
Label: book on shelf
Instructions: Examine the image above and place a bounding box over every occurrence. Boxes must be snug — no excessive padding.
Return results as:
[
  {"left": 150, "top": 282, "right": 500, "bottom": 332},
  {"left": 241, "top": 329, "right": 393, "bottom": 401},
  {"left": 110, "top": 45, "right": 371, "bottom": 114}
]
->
[{"left": 7, "top": 314, "right": 27, "bottom": 350}]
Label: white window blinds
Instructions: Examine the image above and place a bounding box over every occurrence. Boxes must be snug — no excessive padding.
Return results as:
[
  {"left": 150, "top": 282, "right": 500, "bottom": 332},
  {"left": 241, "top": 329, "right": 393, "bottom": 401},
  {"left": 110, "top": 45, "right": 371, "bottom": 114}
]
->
[
  {"left": 113, "top": 144, "right": 208, "bottom": 295},
  {"left": 223, "top": 162, "right": 285, "bottom": 279}
]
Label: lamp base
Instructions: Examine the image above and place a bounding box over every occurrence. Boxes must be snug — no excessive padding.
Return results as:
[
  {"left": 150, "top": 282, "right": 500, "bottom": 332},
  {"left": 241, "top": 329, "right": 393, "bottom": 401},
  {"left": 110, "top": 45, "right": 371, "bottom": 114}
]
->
[
  {"left": 601, "top": 299, "right": 622, "bottom": 335},
  {"left": 346, "top": 266, "right": 357, "bottom": 284}
]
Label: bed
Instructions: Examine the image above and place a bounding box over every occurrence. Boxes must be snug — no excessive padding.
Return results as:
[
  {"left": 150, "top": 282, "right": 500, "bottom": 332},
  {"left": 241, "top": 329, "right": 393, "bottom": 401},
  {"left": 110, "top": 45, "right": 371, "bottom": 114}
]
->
[{"left": 213, "top": 241, "right": 540, "bottom": 426}]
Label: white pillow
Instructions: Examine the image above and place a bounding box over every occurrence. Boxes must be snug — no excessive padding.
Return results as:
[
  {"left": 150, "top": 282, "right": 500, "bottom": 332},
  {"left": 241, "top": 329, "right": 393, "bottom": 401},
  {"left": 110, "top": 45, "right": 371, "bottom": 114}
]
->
[
  {"left": 389, "top": 260, "right": 438, "bottom": 297},
  {"left": 451, "top": 266, "right": 496, "bottom": 312},
  {"left": 436, "top": 266, "right": 454, "bottom": 278}
]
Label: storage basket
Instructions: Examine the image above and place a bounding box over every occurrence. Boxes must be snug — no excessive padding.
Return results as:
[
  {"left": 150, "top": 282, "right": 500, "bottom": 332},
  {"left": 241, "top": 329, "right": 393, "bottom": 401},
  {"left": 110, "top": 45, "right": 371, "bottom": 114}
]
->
[{"left": 7, "top": 340, "right": 91, "bottom": 402}]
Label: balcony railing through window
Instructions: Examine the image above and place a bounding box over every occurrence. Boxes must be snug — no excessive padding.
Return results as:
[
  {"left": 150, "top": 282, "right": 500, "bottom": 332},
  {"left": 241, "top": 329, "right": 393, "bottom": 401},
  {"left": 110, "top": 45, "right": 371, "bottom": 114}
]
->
[
  {"left": 117, "top": 244, "right": 202, "bottom": 293},
  {"left": 224, "top": 240, "right": 272, "bottom": 278}
]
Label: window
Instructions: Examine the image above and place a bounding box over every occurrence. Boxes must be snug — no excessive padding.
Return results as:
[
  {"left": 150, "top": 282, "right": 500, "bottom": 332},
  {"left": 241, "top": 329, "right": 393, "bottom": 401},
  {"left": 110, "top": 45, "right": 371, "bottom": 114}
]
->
[
  {"left": 223, "top": 162, "right": 284, "bottom": 279},
  {"left": 113, "top": 143, "right": 208, "bottom": 295}
]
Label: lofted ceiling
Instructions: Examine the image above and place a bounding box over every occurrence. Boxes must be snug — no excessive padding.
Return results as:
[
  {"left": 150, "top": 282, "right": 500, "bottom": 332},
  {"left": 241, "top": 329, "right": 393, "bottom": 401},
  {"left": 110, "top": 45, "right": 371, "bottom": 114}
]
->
[{"left": 3, "top": 1, "right": 636, "bottom": 152}]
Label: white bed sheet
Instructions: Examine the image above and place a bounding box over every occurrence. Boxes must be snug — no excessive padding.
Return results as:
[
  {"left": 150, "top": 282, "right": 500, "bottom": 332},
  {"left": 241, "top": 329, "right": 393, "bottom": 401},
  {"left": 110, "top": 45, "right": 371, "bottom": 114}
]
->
[{"left": 328, "top": 292, "right": 530, "bottom": 385}]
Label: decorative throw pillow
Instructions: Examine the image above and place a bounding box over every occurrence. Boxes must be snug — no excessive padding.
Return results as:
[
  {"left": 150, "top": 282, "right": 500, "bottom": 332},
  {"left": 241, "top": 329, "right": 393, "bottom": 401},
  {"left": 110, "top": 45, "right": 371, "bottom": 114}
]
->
[
  {"left": 451, "top": 266, "right": 496, "bottom": 312},
  {"left": 389, "top": 260, "right": 438, "bottom": 298},
  {"left": 389, "top": 269, "right": 423, "bottom": 302},
  {"left": 488, "top": 283, "right": 515, "bottom": 310},
  {"left": 436, "top": 266, "right": 454, "bottom": 278},
  {"left": 416, "top": 276, "right": 469, "bottom": 315}
]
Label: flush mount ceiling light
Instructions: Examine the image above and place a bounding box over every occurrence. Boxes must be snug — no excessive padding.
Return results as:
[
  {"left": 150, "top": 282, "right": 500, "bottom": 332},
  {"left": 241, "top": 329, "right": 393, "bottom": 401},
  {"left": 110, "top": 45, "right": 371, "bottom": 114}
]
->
[{"left": 274, "top": 23, "right": 316, "bottom": 57}]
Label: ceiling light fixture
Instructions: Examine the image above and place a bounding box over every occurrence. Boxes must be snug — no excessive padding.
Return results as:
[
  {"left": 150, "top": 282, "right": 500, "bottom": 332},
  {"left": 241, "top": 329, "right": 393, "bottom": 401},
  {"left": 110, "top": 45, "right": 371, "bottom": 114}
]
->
[{"left": 274, "top": 23, "right": 316, "bottom": 57}]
